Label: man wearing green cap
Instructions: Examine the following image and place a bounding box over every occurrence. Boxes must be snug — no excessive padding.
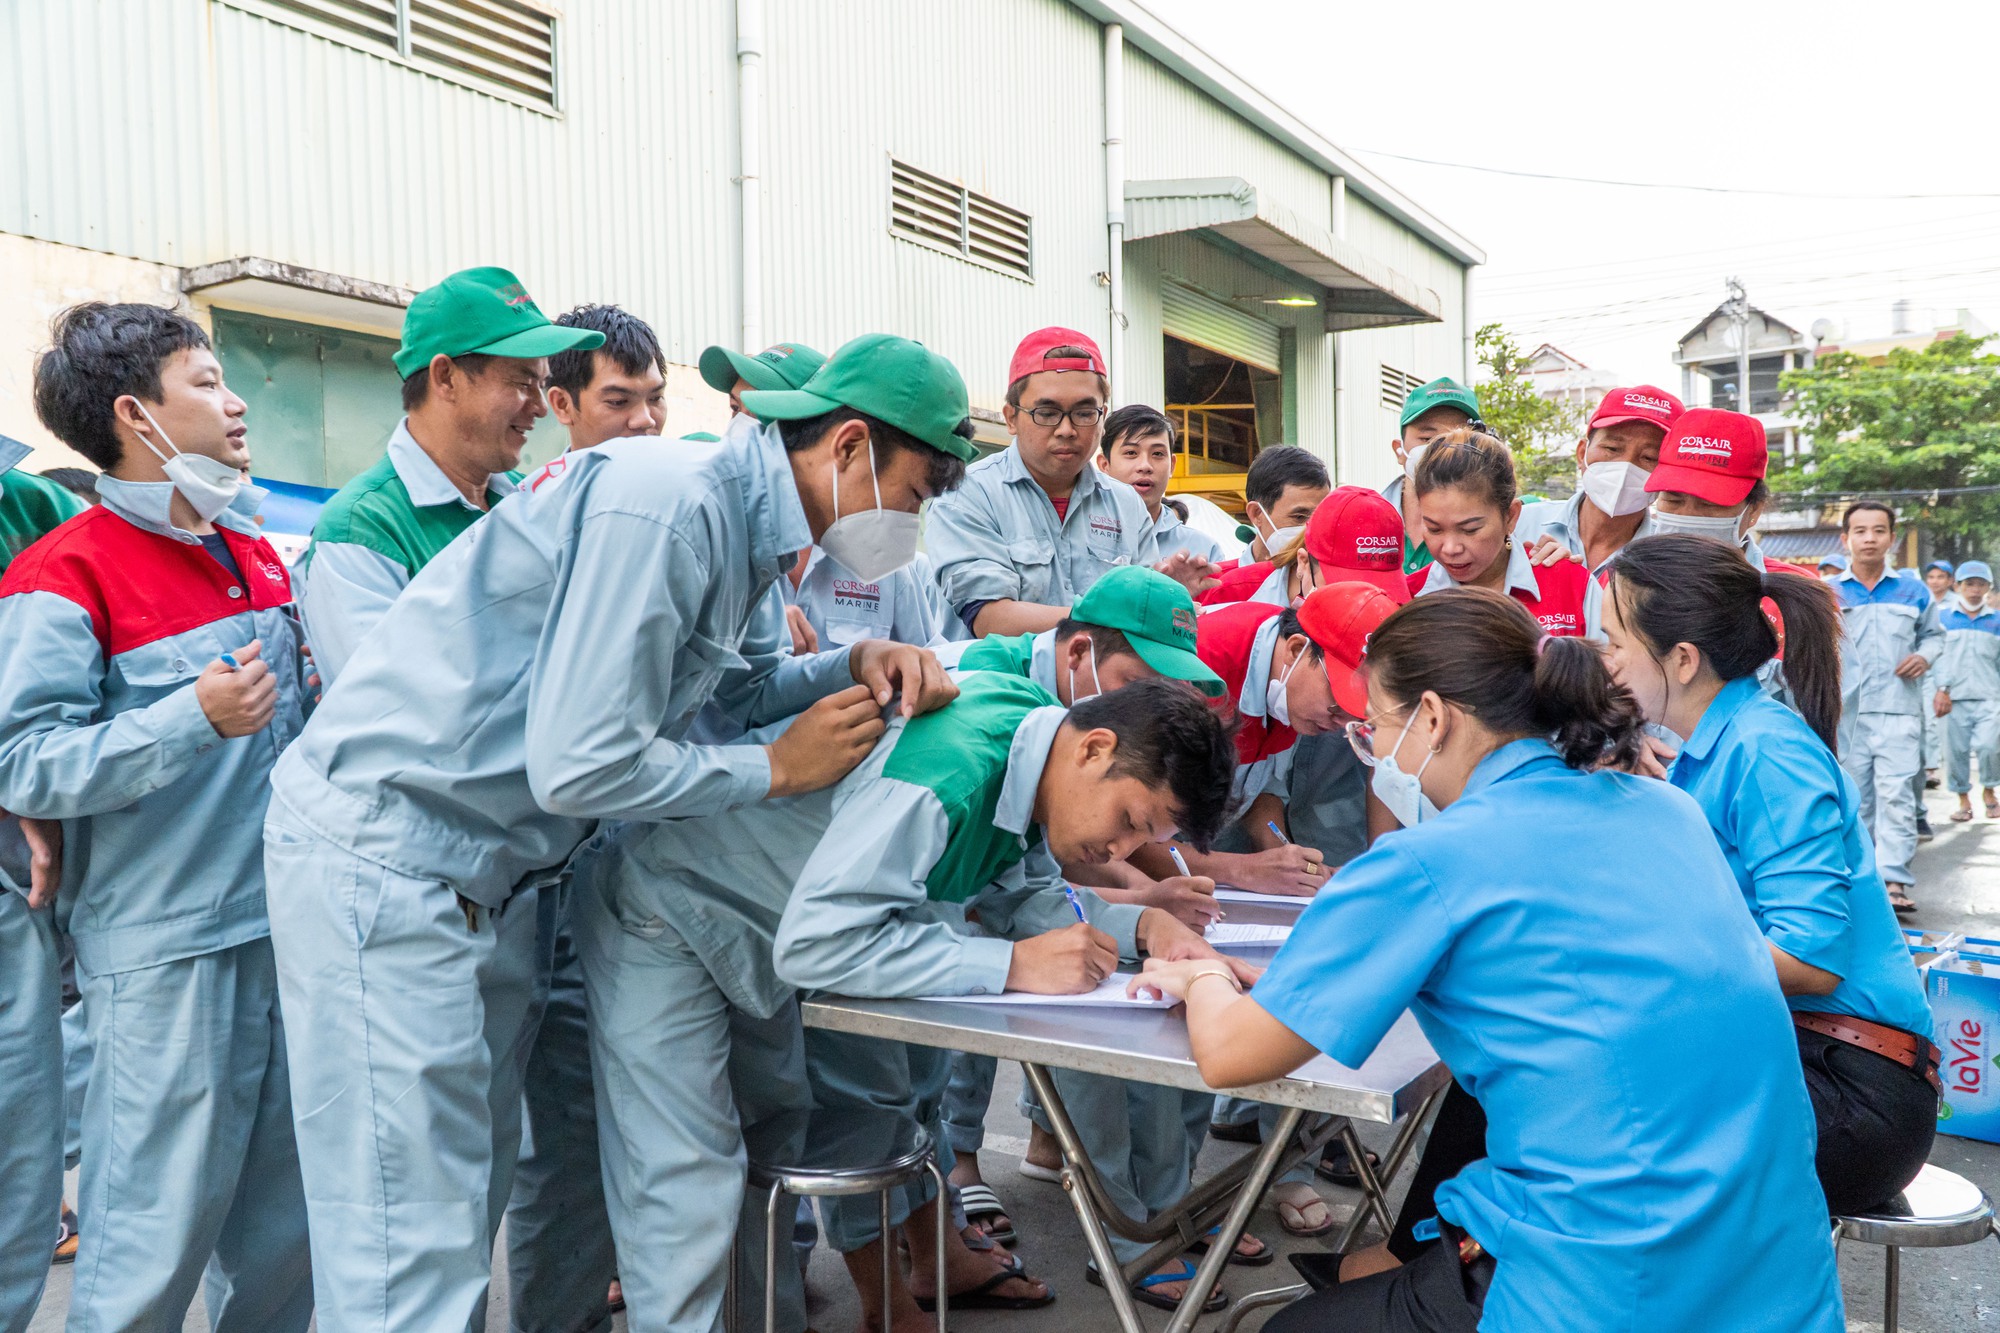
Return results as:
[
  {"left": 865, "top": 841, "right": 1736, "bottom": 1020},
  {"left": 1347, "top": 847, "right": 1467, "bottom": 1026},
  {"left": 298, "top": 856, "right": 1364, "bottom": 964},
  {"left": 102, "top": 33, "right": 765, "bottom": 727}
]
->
[
  {"left": 299, "top": 265, "right": 604, "bottom": 686},
  {"left": 700, "top": 339, "right": 828, "bottom": 416},
  {"left": 1377, "top": 376, "right": 1479, "bottom": 575},
  {"left": 261, "top": 332, "right": 970, "bottom": 1331}
]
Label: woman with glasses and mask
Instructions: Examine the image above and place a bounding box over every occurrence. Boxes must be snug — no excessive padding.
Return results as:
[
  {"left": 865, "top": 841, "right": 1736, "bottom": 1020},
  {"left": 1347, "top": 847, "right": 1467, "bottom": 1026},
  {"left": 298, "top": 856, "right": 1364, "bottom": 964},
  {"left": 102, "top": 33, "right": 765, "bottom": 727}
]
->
[
  {"left": 1603, "top": 535, "right": 1938, "bottom": 1215},
  {"left": 1130, "top": 588, "right": 1845, "bottom": 1333},
  {"left": 1408, "top": 428, "right": 1598, "bottom": 639}
]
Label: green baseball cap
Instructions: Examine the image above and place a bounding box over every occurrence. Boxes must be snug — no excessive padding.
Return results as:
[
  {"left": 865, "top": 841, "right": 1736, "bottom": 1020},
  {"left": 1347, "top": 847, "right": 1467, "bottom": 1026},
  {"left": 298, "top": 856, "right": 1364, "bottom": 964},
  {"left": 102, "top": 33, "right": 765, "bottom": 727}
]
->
[
  {"left": 699, "top": 341, "right": 827, "bottom": 395},
  {"left": 1398, "top": 376, "right": 1481, "bottom": 429},
  {"left": 741, "top": 333, "right": 979, "bottom": 462},
  {"left": 1071, "top": 566, "right": 1224, "bottom": 698},
  {"left": 392, "top": 266, "right": 603, "bottom": 379}
]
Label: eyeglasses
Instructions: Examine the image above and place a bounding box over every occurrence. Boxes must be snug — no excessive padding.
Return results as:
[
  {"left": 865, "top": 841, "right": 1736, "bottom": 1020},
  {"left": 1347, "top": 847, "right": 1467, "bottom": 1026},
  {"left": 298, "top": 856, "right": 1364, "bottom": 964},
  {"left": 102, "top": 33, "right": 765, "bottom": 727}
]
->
[
  {"left": 1343, "top": 711, "right": 1401, "bottom": 767},
  {"left": 1026, "top": 404, "right": 1108, "bottom": 429}
]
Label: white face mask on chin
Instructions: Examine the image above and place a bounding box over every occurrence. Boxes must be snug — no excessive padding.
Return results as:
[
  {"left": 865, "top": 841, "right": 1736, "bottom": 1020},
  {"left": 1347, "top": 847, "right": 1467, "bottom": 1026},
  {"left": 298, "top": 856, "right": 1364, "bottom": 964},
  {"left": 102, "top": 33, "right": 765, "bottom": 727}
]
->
[
  {"left": 133, "top": 403, "right": 243, "bottom": 524},
  {"left": 819, "top": 440, "right": 921, "bottom": 582}
]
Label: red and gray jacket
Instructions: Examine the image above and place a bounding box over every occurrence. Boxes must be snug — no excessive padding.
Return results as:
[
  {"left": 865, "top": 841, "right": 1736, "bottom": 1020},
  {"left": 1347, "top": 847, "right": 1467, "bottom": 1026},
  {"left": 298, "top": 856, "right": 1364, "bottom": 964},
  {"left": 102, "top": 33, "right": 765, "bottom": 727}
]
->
[
  {"left": 0, "top": 482, "right": 311, "bottom": 975},
  {"left": 1196, "top": 600, "right": 1298, "bottom": 817}
]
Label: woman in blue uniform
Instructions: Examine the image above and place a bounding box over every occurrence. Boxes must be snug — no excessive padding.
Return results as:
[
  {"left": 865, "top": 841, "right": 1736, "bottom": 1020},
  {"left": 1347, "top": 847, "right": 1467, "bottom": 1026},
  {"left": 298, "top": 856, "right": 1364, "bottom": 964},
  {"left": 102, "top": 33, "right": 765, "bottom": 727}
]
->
[
  {"left": 1604, "top": 534, "right": 1939, "bottom": 1212},
  {"left": 1133, "top": 588, "right": 1843, "bottom": 1332}
]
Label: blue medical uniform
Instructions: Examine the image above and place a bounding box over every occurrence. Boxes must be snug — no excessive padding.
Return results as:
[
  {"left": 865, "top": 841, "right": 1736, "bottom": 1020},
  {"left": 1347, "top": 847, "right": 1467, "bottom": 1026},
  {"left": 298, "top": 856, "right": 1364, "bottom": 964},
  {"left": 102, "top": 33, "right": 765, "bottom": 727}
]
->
[
  {"left": 1251, "top": 740, "right": 1844, "bottom": 1332},
  {"left": 1671, "top": 677, "right": 1934, "bottom": 1037}
]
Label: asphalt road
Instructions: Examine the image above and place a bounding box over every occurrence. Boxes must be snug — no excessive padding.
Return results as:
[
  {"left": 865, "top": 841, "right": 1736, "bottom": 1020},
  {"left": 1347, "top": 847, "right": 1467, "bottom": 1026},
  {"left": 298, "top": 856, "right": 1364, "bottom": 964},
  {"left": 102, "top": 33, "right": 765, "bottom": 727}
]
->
[{"left": 27, "top": 786, "right": 2000, "bottom": 1332}]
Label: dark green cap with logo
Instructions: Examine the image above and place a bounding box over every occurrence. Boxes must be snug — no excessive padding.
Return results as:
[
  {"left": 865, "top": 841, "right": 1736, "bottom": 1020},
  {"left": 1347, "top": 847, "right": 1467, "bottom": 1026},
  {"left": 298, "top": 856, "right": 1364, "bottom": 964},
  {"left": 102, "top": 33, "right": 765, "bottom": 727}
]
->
[
  {"left": 1071, "top": 566, "right": 1223, "bottom": 697},
  {"left": 741, "top": 333, "right": 979, "bottom": 462},
  {"left": 392, "top": 266, "right": 603, "bottom": 379},
  {"left": 700, "top": 341, "right": 827, "bottom": 395},
  {"left": 1398, "top": 376, "right": 1481, "bottom": 429}
]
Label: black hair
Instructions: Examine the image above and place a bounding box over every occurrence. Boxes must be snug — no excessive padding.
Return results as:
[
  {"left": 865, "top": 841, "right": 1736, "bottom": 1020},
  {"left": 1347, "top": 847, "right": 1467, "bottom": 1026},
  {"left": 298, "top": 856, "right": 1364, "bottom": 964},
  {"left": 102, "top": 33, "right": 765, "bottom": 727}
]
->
[
  {"left": 37, "top": 467, "right": 100, "bottom": 502},
  {"left": 401, "top": 352, "right": 494, "bottom": 412},
  {"left": 1608, "top": 535, "right": 1844, "bottom": 753},
  {"left": 1244, "top": 445, "right": 1329, "bottom": 510},
  {"left": 1368, "top": 588, "right": 1646, "bottom": 770},
  {"left": 1052, "top": 619, "right": 1137, "bottom": 660},
  {"left": 1066, "top": 677, "right": 1237, "bottom": 850},
  {"left": 546, "top": 304, "right": 665, "bottom": 400},
  {"left": 1412, "top": 426, "right": 1516, "bottom": 513},
  {"left": 1274, "top": 607, "right": 1323, "bottom": 665},
  {"left": 1005, "top": 345, "right": 1108, "bottom": 407},
  {"left": 32, "top": 302, "right": 211, "bottom": 470},
  {"left": 1100, "top": 404, "right": 1177, "bottom": 458},
  {"left": 1842, "top": 499, "right": 1897, "bottom": 531},
  {"left": 775, "top": 406, "right": 969, "bottom": 497}
]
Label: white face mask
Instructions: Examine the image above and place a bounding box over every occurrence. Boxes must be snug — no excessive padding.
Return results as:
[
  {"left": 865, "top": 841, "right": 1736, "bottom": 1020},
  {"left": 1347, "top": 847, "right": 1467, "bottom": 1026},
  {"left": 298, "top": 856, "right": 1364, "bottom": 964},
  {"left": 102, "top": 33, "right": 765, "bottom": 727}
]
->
[
  {"left": 1578, "top": 461, "right": 1654, "bottom": 518},
  {"left": 1371, "top": 711, "right": 1441, "bottom": 828},
  {"left": 1067, "top": 636, "right": 1102, "bottom": 706},
  {"left": 1402, "top": 441, "right": 1432, "bottom": 481},
  {"left": 134, "top": 404, "right": 242, "bottom": 524},
  {"left": 1648, "top": 508, "right": 1747, "bottom": 548},
  {"left": 1265, "top": 648, "right": 1300, "bottom": 726},
  {"left": 819, "top": 440, "right": 920, "bottom": 582}
]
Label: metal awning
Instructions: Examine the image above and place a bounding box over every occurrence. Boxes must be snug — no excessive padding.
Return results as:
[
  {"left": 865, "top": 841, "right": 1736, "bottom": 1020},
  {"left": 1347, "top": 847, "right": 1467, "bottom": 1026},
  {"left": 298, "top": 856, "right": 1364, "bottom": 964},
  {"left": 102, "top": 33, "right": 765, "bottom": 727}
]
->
[{"left": 1125, "top": 178, "right": 1442, "bottom": 331}]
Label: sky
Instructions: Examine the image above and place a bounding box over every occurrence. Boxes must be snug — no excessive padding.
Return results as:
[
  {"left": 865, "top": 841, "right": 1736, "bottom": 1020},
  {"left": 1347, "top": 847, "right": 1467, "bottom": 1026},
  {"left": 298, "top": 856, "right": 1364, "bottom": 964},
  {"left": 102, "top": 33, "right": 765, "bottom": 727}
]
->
[{"left": 1143, "top": 0, "right": 2000, "bottom": 390}]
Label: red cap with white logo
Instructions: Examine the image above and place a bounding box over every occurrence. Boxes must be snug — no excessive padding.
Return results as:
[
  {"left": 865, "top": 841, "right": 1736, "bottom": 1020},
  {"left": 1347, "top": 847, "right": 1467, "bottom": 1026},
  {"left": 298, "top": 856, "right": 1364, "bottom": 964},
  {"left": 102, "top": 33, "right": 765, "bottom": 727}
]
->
[
  {"left": 1588, "top": 385, "right": 1684, "bottom": 432},
  {"left": 1301, "top": 485, "right": 1412, "bottom": 604},
  {"left": 1008, "top": 327, "right": 1107, "bottom": 387},
  {"left": 1296, "top": 582, "right": 1399, "bottom": 718},
  {"left": 1645, "top": 408, "right": 1767, "bottom": 506}
]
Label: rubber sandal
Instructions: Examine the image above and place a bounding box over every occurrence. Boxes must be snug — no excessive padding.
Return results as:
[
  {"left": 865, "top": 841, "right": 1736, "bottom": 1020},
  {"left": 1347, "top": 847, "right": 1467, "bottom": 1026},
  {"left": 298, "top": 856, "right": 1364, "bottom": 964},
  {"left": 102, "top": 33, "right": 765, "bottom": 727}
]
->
[
  {"left": 912, "top": 1267, "right": 1055, "bottom": 1312},
  {"left": 1952, "top": 809, "right": 1975, "bottom": 823},
  {"left": 957, "top": 1182, "right": 1018, "bottom": 1247},
  {"left": 53, "top": 1207, "right": 77, "bottom": 1265},
  {"left": 606, "top": 1277, "right": 624, "bottom": 1314},
  {"left": 1207, "top": 1119, "right": 1263, "bottom": 1144},
  {"left": 1314, "top": 1143, "right": 1382, "bottom": 1188},
  {"left": 1016, "top": 1158, "right": 1063, "bottom": 1184},
  {"left": 1887, "top": 884, "right": 1918, "bottom": 916},
  {"left": 1986, "top": 797, "right": 1999, "bottom": 819},
  {"left": 1188, "top": 1223, "right": 1275, "bottom": 1266},
  {"left": 1272, "top": 1183, "right": 1337, "bottom": 1238},
  {"left": 1087, "top": 1259, "right": 1229, "bottom": 1313}
]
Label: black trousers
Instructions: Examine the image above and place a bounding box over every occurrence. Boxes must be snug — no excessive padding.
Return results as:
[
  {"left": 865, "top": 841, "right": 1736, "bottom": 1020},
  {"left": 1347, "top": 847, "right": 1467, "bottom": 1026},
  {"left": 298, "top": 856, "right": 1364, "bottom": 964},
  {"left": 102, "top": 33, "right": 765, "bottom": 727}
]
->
[
  {"left": 1797, "top": 1025, "right": 1938, "bottom": 1214},
  {"left": 1387, "top": 1081, "right": 1486, "bottom": 1263},
  {"left": 1267, "top": 1231, "right": 1489, "bottom": 1333}
]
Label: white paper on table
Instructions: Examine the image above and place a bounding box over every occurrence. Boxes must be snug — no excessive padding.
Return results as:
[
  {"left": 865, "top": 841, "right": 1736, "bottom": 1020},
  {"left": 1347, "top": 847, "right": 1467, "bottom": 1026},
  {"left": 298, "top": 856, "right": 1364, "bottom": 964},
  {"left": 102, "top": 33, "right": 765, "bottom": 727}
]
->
[
  {"left": 1212, "top": 887, "right": 1314, "bottom": 906},
  {"left": 1203, "top": 921, "right": 1293, "bottom": 947},
  {"left": 917, "top": 976, "right": 1179, "bottom": 1009}
]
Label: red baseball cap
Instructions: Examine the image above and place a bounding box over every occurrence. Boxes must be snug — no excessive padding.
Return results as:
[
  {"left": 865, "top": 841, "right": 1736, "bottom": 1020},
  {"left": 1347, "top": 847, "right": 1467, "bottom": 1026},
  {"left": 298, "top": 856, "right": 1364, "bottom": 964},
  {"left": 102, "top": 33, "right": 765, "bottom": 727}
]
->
[
  {"left": 1301, "top": 485, "right": 1411, "bottom": 604},
  {"left": 1645, "top": 408, "right": 1767, "bottom": 506},
  {"left": 1009, "top": 327, "right": 1107, "bottom": 388},
  {"left": 1296, "top": 583, "right": 1399, "bottom": 718},
  {"left": 1588, "top": 385, "right": 1684, "bottom": 433}
]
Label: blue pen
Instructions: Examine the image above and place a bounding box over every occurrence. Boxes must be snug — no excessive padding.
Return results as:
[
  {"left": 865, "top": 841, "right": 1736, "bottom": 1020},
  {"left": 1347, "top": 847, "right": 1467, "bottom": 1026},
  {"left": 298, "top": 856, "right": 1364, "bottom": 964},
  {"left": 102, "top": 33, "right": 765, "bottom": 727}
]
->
[
  {"left": 1061, "top": 884, "right": 1090, "bottom": 925},
  {"left": 218, "top": 653, "right": 240, "bottom": 670},
  {"left": 1266, "top": 820, "right": 1290, "bottom": 845},
  {"left": 1168, "top": 844, "right": 1192, "bottom": 878}
]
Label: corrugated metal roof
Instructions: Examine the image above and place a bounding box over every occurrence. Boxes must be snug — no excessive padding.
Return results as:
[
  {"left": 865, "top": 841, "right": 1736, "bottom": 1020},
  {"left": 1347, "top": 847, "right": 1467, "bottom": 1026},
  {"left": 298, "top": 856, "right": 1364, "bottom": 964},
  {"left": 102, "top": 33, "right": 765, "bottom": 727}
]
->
[{"left": 1125, "top": 178, "right": 1440, "bottom": 329}]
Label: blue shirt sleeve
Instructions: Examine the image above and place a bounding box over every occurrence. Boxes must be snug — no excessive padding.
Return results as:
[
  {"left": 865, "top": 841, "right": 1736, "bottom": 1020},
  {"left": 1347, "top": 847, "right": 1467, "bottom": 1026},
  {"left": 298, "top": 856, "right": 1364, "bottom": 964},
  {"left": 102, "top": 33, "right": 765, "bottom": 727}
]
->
[
  {"left": 1249, "top": 839, "right": 1454, "bottom": 1068},
  {"left": 1725, "top": 731, "right": 1856, "bottom": 980}
]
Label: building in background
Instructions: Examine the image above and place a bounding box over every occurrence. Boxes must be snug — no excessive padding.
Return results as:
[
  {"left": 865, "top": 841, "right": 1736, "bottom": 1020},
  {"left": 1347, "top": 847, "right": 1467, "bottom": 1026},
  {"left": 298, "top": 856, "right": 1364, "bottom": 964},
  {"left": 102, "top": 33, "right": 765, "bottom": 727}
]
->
[
  {"left": 1813, "top": 302, "right": 1994, "bottom": 363},
  {"left": 1673, "top": 299, "right": 1813, "bottom": 460},
  {"left": 0, "top": 0, "right": 1480, "bottom": 513},
  {"left": 1523, "top": 342, "right": 1623, "bottom": 409}
]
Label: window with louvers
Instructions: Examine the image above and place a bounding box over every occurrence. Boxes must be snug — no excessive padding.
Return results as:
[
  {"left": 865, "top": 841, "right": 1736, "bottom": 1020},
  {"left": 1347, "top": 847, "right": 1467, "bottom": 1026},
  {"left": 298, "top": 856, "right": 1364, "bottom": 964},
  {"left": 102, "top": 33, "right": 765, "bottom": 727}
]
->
[
  {"left": 230, "top": 0, "right": 558, "bottom": 110},
  {"left": 1379, "top": 364, "right": 1426, "bottom": 410},
  {"left": 889, "top": 159, "right": 1033, "bottom": 281}
]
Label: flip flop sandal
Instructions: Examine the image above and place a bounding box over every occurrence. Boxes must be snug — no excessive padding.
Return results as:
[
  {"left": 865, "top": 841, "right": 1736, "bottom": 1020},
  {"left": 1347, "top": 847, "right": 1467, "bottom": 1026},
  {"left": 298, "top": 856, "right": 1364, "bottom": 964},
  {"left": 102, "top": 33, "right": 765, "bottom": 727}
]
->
[
  {"left": 1207, "top": 1119, "right": 1264, "bottom": 1144},
  {"left": 912, "top": 1267, "right": 1055, "bottom": 1312},
  {"left": 910, "top": 1232, "right": 1027, "bottom": 1276},
  {"left": 1187, "top": 1224, "right": 1275, "bottom": 1267},
  {"left": 1016, "top": 1158, "right": 1064, "bottom": 1184},
  {"left": 1314, "top": 1143, "right": 1382, "bottom": 1188},
  {"left": 607, "top": 1278, "right": 624, "bottom": 1315},
  {"left": 1272, "top": 1185, "right": 1337, "bottom": 1238},
  {"left": 53, "top": 1208, "right": 78, "bottom": 1265},
  {"left": 958, "top": 1182, "right": 1018, "bottom": 1247},
  {"left": 1952, "top": 809, "right": 1975, "bottom": 822},
  {"left": 1887, "top": 885, "right": 1919, "bottom": 916},
  {"left": 1087, "top": 1259, "right": 1229, "bottom": 1313},
  {"left": 1986, "top": 798, "right": 1999, "bottom": 818}
]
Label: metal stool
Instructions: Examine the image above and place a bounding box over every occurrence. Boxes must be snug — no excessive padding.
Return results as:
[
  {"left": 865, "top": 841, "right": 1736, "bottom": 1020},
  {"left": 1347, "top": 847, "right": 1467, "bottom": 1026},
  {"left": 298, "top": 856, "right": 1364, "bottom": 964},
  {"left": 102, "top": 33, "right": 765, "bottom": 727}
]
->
[
  {"left": 730, "top": 1107, "right": 948, "bottom": 1333},
  {"left": 1833, "top": 1163, "right": 2000, "bottom": 1331}
]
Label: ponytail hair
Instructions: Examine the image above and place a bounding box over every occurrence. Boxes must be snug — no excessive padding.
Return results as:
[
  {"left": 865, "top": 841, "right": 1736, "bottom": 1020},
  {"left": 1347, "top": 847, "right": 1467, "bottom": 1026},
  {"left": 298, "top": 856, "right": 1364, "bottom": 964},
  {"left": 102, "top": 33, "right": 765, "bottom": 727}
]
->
[
  {"left": 1607, "top": 535, "right": 1844, "bottom": 752},
  {"left": 1367, "top": 587, "right": 1645, "bottom": 770}
]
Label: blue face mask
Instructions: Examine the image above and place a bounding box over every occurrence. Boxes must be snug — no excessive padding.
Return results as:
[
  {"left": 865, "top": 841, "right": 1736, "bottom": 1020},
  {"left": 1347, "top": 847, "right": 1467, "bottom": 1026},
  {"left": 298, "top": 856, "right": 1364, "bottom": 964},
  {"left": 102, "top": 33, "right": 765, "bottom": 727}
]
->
[{"left": 1371, "top": 711, "right": 1441, "bottom": 828}]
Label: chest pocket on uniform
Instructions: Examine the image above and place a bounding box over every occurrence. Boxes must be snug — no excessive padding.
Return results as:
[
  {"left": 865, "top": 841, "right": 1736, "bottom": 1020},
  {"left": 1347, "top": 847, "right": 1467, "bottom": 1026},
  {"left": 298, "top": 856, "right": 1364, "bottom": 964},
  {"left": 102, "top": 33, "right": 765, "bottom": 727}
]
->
[
  {"left": 1083, "top": 514, "right": 1128, "bottom": 567},
  {"left": 1004, "top": 539, "right": 1058, "bottom": 603}
]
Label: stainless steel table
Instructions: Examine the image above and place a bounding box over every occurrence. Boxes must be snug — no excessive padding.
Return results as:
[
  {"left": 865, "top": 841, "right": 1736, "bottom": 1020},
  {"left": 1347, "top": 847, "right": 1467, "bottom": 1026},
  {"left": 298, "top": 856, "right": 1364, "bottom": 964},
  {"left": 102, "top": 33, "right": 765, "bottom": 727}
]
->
[{"left": 800, "top": 918, "right": 1447, "bottom": 1333}]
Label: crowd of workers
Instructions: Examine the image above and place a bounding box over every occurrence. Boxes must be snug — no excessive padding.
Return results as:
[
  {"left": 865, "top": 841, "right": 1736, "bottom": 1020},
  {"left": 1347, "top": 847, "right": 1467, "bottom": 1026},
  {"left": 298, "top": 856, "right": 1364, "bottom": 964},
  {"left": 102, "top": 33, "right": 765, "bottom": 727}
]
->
[{"left": 0, "top": 262, "right": 1989, "bottom": 1333}]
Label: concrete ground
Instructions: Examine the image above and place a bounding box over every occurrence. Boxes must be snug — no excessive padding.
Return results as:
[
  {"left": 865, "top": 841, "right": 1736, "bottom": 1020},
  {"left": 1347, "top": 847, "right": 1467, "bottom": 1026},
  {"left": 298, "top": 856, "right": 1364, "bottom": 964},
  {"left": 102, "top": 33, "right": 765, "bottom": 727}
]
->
[{"left": 27, "top": 785, "right": 2000, "bottom": 1332}]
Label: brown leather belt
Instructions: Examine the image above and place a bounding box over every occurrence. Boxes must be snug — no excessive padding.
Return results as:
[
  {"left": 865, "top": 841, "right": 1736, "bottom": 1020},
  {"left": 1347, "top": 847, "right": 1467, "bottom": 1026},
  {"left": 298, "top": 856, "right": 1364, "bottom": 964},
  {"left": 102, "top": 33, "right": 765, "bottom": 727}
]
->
[{"left": 1793, "top": 1010, "right": 1942, "bottom": 1095}]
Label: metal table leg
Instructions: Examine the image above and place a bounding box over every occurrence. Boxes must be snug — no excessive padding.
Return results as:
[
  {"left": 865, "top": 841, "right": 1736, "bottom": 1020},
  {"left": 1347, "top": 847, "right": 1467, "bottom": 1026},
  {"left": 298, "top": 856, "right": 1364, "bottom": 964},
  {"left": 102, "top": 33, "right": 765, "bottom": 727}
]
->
[
  {"left": 1219, "top": 1282, "right": 1308, "bottom": 1333},
  {"left": 1023, "top": 1062, "right": 1149, "bottom": 1333},
  {"left": 1330, "top": 1084, "right": 1446, "bottom": 1256},
  {"left": 1164, "top": 1107, "right": 1304, "bottom": 1333}
]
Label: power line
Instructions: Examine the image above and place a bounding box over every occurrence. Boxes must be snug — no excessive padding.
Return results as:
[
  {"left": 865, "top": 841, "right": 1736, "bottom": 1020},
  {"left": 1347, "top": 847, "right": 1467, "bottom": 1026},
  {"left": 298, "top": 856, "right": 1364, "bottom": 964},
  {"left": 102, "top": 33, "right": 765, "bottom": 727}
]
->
[{"left": 1348, "top": 148, "right": 2000, "bottom": 200}]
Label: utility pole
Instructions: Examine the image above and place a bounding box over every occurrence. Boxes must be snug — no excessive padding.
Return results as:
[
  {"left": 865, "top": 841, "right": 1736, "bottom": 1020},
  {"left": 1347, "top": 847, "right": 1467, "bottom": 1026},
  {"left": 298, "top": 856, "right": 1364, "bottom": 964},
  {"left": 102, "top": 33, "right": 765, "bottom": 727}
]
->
[{"left": 1725, "top": 277, "right": 1752, "bottom": 414}]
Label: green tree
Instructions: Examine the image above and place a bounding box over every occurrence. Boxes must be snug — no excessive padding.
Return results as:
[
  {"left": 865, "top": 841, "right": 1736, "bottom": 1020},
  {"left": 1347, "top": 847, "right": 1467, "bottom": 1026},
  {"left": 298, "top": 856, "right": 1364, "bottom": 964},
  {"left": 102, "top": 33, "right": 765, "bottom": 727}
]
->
[
  {"left": 1772, "top": 333, "right": 2000, "bottom": 561},
  {"left": 1471, "top": 323, "right": 1587, "bottom": 498}
]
